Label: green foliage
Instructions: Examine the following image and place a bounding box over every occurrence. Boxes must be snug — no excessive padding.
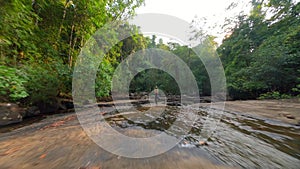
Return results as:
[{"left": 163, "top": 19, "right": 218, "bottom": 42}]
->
[
  {"left": 129, "top": 69, "right": 181, "bottom": 95},
  {"left": 24, "top": 65, "right": 58, "bottom": 103},
  {"left": 95, "top": 59, "right": 114, "bottom": 97},
  {"left": 0, "top": 0, "right": 145, "bottom": 105},
  {"left": 258, "top": 91, "right": 292, "bottom": 100},
  {"left": 2, "top": 0, "right": 298, "bottom": 106},
  {"left": 292, "top": 84, "right": 300, "bottom": 93},
  {"left": 0, "top": 0, "right": 39, "bottom": 65},
  {"left": 291, "top": 72, "right": 300, "bottom": 97},
  {"left": 218, "top": 1, "right": 300, "bottom": 100},
  {"left": 0, "top": 65, "right": 28, "bottom": 101},
  {"left": 23, "top": 61, "right": 71, "bottom": 104},
  {"left": 128, "top": 36, "right": 217, "bottom": 96}
]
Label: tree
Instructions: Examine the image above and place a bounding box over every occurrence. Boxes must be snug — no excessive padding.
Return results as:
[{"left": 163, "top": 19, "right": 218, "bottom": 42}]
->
[
  {"left": 217, "top": 0, "right": 300, "bottom": 99},
  {"left": 0, "top": 0, "right": 145, "bottom": 103}
]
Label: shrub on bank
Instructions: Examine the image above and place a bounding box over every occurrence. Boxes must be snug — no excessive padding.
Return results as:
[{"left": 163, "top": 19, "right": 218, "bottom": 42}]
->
[
  {"left": 258, "top": 91, "right": 292, "bottom": 100},
  {"left": 0, "top": 65, "right": 28, "bottom": 101}
]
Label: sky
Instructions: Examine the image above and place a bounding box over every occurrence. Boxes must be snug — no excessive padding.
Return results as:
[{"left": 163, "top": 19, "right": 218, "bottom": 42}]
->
[{"left": 136, "top": 0, "right": 252, "bottom": 45}]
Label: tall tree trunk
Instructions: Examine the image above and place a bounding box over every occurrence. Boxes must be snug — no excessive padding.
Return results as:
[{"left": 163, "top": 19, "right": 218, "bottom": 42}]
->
[
  {"left": 68, "top": 24, "right": 75, "bottom": 67},
  {"left": 68, "top": 6, "right": 78, "bottom": 67},
  {"left": 57, "top": 0, "right": 69, "bottom": 41}
]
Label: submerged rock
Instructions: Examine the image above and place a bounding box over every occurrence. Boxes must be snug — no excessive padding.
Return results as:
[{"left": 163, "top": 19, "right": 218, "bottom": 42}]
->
[
  {"left": 167, "top": 102, "right": 181, "bottom": 106},
  {"left": 24, "top": 106, "right": 40, "bottom": 117},
  {"left": 285, "top": 114, "right": 296, "bottom": 119},
  {"left": 36, "top": 99, "right": 59, "bottom": 114},
  {"left": 0, "top": 103, "right": 23, "bottom": 126},
  {"left": 197, "top": 141, "right": 208, "bottom": 146}
]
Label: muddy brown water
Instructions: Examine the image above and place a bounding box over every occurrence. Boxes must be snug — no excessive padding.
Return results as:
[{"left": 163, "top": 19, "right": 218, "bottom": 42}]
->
[{"left": 0, "top": 105, "right": 299, "bottom": 168}]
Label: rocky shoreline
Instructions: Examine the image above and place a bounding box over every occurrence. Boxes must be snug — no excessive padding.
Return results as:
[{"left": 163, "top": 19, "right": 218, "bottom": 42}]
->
[
  {"left": 1, "top": 97, "right": 299, "bottom": 127},
  {"left": 0, "top": 98, "right": 74, "bottom": 126}
]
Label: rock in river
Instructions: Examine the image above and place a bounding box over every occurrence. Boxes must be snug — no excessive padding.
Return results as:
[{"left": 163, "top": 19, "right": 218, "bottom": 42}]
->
[
  {"left": 24, "top": 106, "right": 40, "bottom": 117},
  {"left": 0, "top": 103, "right": 23, "bottom": 126}
]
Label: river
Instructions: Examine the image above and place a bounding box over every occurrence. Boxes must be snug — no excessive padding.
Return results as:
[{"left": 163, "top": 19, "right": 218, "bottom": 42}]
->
[{"left": 0, "top": 102, "right": 299, "bottom": 168}]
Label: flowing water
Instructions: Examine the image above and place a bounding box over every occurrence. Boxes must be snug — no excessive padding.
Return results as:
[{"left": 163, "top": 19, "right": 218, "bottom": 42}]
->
[
  {"left": 0, "top": 104, "right": 299, "bottom": 168},
  {"left": 99, "top": 105, "right": 300, "bottom": 168}
]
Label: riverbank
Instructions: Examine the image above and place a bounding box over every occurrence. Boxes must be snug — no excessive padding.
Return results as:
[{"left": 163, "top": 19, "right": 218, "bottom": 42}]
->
[{"left": 199, "top": 99, "right": 300, "bottom": 125}]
